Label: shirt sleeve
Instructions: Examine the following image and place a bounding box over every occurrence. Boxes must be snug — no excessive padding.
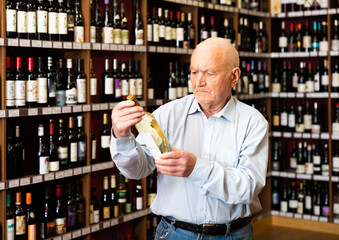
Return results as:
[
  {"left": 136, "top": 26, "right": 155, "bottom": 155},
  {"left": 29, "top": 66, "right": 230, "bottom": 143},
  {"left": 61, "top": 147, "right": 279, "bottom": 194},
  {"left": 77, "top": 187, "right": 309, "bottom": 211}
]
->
[
  {"left": 187, "top": 115, "right": 269, "bottom": 205},
  {"left": 110, "top": 129, "right": 155, "bottom": 180}
]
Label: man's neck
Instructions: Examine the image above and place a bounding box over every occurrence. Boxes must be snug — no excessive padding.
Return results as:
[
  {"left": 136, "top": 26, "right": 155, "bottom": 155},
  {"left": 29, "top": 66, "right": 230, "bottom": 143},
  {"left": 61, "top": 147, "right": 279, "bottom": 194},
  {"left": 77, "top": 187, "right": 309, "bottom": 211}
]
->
[{"left": 199, "top": 96, "right": 231, "bottom": 119}]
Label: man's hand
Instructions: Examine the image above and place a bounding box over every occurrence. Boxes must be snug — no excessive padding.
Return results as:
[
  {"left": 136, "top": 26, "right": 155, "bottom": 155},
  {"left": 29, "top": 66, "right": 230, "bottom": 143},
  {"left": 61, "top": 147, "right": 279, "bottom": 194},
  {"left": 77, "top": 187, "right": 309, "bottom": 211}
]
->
[
  {"left": 111, "top": 100, "right": 145, "bottom": 138},
  {"left": 155, "top": 147, "right": 197, "bottom": 177}
]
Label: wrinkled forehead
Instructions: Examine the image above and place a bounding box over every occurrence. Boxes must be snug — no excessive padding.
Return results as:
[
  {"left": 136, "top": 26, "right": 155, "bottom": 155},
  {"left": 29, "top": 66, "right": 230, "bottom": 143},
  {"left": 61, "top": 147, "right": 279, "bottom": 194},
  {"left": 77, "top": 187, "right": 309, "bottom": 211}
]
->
[{"left": 190, "top": 47, "right": 228, "bottom": 70}]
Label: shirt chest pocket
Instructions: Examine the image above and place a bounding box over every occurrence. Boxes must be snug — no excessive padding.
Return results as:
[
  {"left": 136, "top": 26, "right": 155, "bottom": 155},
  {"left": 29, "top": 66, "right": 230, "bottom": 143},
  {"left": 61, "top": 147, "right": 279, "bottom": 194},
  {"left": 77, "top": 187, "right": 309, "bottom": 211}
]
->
[{"left": 215, "top": 148, "right": 239, "bottom": 168}]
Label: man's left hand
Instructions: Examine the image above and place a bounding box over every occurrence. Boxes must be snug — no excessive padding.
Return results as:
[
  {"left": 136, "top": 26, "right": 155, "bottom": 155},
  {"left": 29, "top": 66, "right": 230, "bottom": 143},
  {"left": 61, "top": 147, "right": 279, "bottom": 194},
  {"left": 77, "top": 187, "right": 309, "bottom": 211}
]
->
[{"left": 155, "top": 147, "right": 197, "bottom": 177}]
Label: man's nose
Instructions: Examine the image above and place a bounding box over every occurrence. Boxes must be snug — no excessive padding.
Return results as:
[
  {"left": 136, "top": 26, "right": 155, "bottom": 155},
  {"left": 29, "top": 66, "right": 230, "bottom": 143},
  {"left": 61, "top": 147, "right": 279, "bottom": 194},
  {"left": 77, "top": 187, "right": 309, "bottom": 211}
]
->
[{"left": 195, "top": 72, "right": 206, "bottom": 87}]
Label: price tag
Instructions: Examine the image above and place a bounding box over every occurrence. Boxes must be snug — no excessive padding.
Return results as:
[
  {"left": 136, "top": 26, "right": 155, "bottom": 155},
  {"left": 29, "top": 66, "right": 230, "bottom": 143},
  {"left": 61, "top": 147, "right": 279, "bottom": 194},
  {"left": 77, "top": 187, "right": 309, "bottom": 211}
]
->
[
  {"left": 313, "top": 175, "right": 329, "bottom": 181},
  {"left": 105, "top": 161, "right": 114, "bottom": 169},
  {"left": 288, "top": 173, "right": 296, "bottom": 178},
  {"left": 149, "top": 46, "right": 156, "bottom": 52},
  {"left": 279, "top": 211, "right": 287, "bottom": 217},
  {"left": 52, "top": 107, "right": 61, "bottom": 114},
  {"left": 9, "top": 179, "right": 20, "bottom": 188},
  {"left": 92, "top": 164, "right": 100, "bottom": 172},
  {"left": 9, "top": 109, "right": 20, "bottom": 117},
  {"left": 157, "top": 46, "right": 164, "bottom": 53},
  {"left": 319, "top": 51, "right": 327, "bottom": 57},
  {"left": 280, "top": 172, "right": 288, "bottom": 177},
  {"left": 32, "top": 175, "right": 43, "bottom": 184},
  {"left": 8, "top": 38, "right": 19, "bottom": 46},
  {"left": 54, "top": 236, "right": 62, "bottom": 240},
  {"left": 272, "top": 132, "right": 282, "bottom": 137},
  {"left": 302, "top": 133, "right": 311, "bottom": 139},
  {"left": 123, "top": 212, "right": 136, "bottom": 222},
  {"left": 72, "top": 230, "right": 82, "bottom": 238},
  {"left": 43, "top": 41, "right": 52, "bottom": 48},
  {"left": 198, "top": 1, "right": 204, "bottom": 7},
  {"left": 44, "top": 173, "right": 54, "bottom": 181},
  {"left": 28, "top": 108, "right": 38, "bottom": 116},
  {"left": 283, "top": 132, "right": 292, "bottom": 138},
  {"left": 280, "top": 92, "right": 287, "bottom": 98},
  {"left": 92, "top": 104, "right": 100, "bottom": 111},
  {"left": 311, "top": 216, "right": 319, "bottom": 221},
  {"left": 321, "top": 133, "right": 329, "bottom": 139},
  {"left": 0, "top": 182, "right": 5, "bottom": 190},
  {"left": 92, "top": 43, "right": 101, "bottom": 50},
  {"left": 187, "top": 0, "right": 193, "bottom": 5},
  {"left": 110, "top": 103, "right": 117, "bottom": 109},
  {"left": 271, "top": 210, "right": 279, "bottom": 216},
  {"left": 286, "top": 213, "right": 293, "bottom": 218},
  {"left": 62, "top": 106, "right": 72, "bottom": 113},
  {"left": 0, "top": 38, "right": 4, "bottom": 45},
  {"left": 83, "top": 166, "right": 91, "bottom": 173},
  {"left": 207, "top": 3, "right": 213, "bottom": 9},
  {"left": 101, "top": 43, "right": 110, "bottom": 50},
  {"left": 303, "top": 214, "right": 311, "bottom": 220},
  {"left": 311, "top": 133, "right": 320, "bottom": 139},
  {"left": 110, "top": 44, "right": 118, "bottom": 51},
  {"left": 294, "top": 214, "right": 302, "bottom": 219},
  {"left": 140, "top": 46, "right": 147, "bottom": 52},
  {"left": 0, "top": 110, "right": 5, "bottom": 118},
  {"left": 20, "top": 177, "right": 30, "bottom": 186},
  {"left": 82, "top": 227, "right": 91, "bottom": 235},
  {"left": 53, "top": 41, "right": 62, "bottom": 49},
  {"left": 42, "top": 107, "right": 52, "bottom": 115},
  {"left": 332, "top": 176, "right": 339, "bottom": 182},
  {"left": 297, "top": 174, "right": 312, "bottom": 180},
  {"left": 82, "top": 43, "right": 91, "bottom": 49},
  {"left": 332, "top": 134, "right": 339, "bottom": 140},
  {"left": 294, "top": 133, "right": 302, "bottom": 138},
  {"left": 304, "top": 11, "right": 312, "bottom": 16},
  {"left": 64, "top": 169, "right": 73, "bottom": 177},
  {"left": 73, "top": 105, "right": 82, "bottom": 112},
  {"left": 73, "top": 42, "right": 82, "bottom": 49},
  {"left": 271, "top": 92, "right": 279, "bottom": 98},
  {"left": 286, "top": 92, "right": 294, "bottom": 98},
  {"left": 334, "top": 219, "right": 339, "bottom": 224},
  {"left": 296, "top": 93, "right": 304, "bottom": 98},
  {"left": 91, "top": 224, "right": 100, "bottom": 232},
  {"left": 55, "top": 171, "right": 65, "bottom": 179},
  {"left": 63, "top": 232, "right": 72, "bottom": 240},
  {"left": 310, "top": 52, "right": 317, "bottom": 57},
  {"left": 133, "top": 45, "right": 140, "bottom": 51},
  {"left": 103, "top": 220, "right": 111, "bottom": 229},
  {"left": 319, "top": 217, "right": 328, "bottom": 222},
  {"left": 271, "top": 171, "right": 279, "bottom": 177},
  {"left": 125, "top": 45, "right": 133, "bottom": 51},
  {"left": 320, "top": 92, "right": 329, "bottom": 98},
  {"left": 31, "top": 40, "right": 42, "bottom": 48},
  {"left": 73, "top": 167, "right": 82, "bottom": 176},
  {"left": 63, "top": 42, "right": 73, "bottom": 49},
  {"left": 100, "top": 103, "right": 108, "bottom": 110},
  {"left": 83, "top": 104, "right": 91, "bottom": 111},
  {"left": 176, "top": 48, "right": 182, "bottom": 54},
  {"left": 330, "top": 50, "right": 339, "bottom": 56},
  {"left": 111, "top": 218, "right": 119, "bottom": 226},
  {"left": 155, "top": 100, "right": 163, "bottom": 106},
  {"left": 20, "top": 39, "right": 30, "bottom": 47},
  {"left": 118, "top": 45, "right": 125, "bottom": 51}
]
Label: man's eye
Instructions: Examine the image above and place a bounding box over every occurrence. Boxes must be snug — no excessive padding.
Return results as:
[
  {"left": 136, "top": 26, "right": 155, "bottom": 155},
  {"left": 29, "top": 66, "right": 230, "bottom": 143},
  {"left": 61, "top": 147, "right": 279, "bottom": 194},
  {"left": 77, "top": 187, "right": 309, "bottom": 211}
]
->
[
  {"left": 191, "top": 71, "right": 197, "bottom": 75},
  {"left": 207, "top": 72, "right": 214, "bottom": 76}
]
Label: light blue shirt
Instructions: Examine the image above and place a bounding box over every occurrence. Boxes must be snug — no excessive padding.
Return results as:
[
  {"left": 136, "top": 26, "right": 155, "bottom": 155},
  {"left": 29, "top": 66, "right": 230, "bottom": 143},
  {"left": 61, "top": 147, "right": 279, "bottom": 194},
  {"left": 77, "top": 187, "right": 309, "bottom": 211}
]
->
[{"left": 110, "top": 95, "right": 269, "bottom": 224}]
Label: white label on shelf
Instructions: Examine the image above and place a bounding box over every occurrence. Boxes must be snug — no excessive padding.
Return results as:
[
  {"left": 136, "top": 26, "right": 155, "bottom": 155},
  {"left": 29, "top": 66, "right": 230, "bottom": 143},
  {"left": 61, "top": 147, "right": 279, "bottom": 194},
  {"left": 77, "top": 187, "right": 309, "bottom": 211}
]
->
[
  {"left": 31, "top": 40, "right": 42, "bottom": 48},
  {"left": 73, "top": 42, "right": 82, "bottom": 49},
  {"left": 288, "top": 173, "right": 296, "bottom": 178},
  {"left": 100, "top": 103, "right": 108, "bottom": 110},
  {"left": 54, "top": 236, "right": 62, "bottom": 240},
  {"left": 42, "top": 41, "right": 52, "bottom": 48},
  {"left": 321, "top": 133, "right": 330, "bottom": 139},
  {"left": 0, "top": 182, "right": 5, "bottom": 190},
  {"left": 271, "top": 92, "right": 279, "bottom": 98},
  {"left": 63, "top": 233, "right": 72, "bottom": 240},
  {"left": 92, "top": 43, "right": 101, "bottom": 50},
  {"left": 283, "top": 132, "right": 292, "bottom": 138},
  {"left": 117, "top": 45, "right": 124, "bottom": 51},
  {"left": 82, "top": 227, "right": 91, "bottom": 235},
  {"left": 331, "top": 92, "right": 339, "bottom": 98},
  {"left": 280, "top": 92, "right": 287, "bottom": 98},
  {"left": 103, "top": 220, "right": 111, "bottom": 229},
  {"left": 91, "top": 224, "right": 100, "bottom": 233},
  {"left": 52, "top": 107, "right": 61, "bottom": 114},
  {"left": 271, "top": 171, "right": 279, "bottom": 177},
  {"left": 311, "top": 133, "right": 320, "bottom": 139},
  {"left": 111, "top": 218, "right": 119, "bottom": 226},
  {"left": 310, "top": 52, "right": 317, "bottom": 57},
  {"left": 296, "top": 93, "right": 304, "bottom": 98},
  {"left": 157, "top": 46, "right": 164, "bottom": 53},
  {"left": 302, "top": 133, "right": 311, "bottom": 139},
  {"left": 92, "top": 164, "right": 100, "bottom": 172},
  {"left": 123, "top": 213, "right": 136, "bottom": 222},
  {"left": 319, "top": 217, "right": 328, "bottom": 222},
  {"left": 163, "top": 47, "right": 169, "bottom": 53},
  {"left": 332, "top": 176, "right": 339, "bottom": 182},
  {"left": 20, "top": 39, "right": 30, "bottom": 47},
  {"left": 272, "top": 132, "right": 282, "bottom": 137},
  {"left": 42, "top": 108, "right": 52, "bottom": 115},
  {"left": 44, "top": 173, "right": 54, "bottom": 181},
  {"left": 9, "top": 110, "right": 20, "bottom": 117},
  {"left": 28, "top": 108, "right": 38, "bottom": 116},
  {"left": 8, "top": 39, "right": 19, "bottom": 46},
  {"left": 9, "top": 179, "right": 20, "bottom": 188},
  {"left": 155, "top": 100, "right": 163, "bottom": 106},
  {"left": 55, "top": 171, "right": 65, "bottom": 179},
  {"left": 104, "top": 162, "right": 114, "bottom": 169},
  {"left": 140, "top": 46, "right": 147, "bottom": 52},
  {"left": 73, "top": 167, "right": 82, "bottom": 176},
  {"left": 280, "top": 172, "right": 288, "bottom": 177},
  {"left": 286, "top": 213, "right": 293, "bottom": 218},
  {"left": 53, "top": 41, "right": 62, "bottom": 49},
  {"left": 311, "top": 216, "right": 319, "bottom": 221},
  {"left": 92, "top": 104, "right": 100, "bottom": 111},
  {"left": 294, "top": 133, "right": 302, "bottom": 138},
  {"left": 271, "top": 210, "right": 279, "bottom": 216},
  {"left": 101, "top": 43, "right": 109, "bottom": 50},
  {"left": 287, "top": 92, "right": 295, "bottom": 98},
  {"left": 82, "top": 104, "right": 91, "bottom": 111},
  {"left": 303, "top": 214, "right": 311, "bottom": 220},
  {"left": 133, "top": 45, "right": 140, "bottom": 51},
  {"left": 32, "top": 175, "right": 42, "bottom": 184},
  {"left": 20, "top": 177, "right": 30, "bottom": 186},
  {"left": 62, "top": 106, "right": 72, "bottom": 113},
  {"left": 63, "top": 42, "right": 72, "bottom": 49},
  {"left": 125, "top": 45, "right": 133, "bottom": 51},
  {"left": 64, "top": 169, "right": 73, "bottom": 177},
  {"left": 83, "top": 43, "right": 91, "bottom": 49},
  {"left": 334, "top": 219, "right": 339, "bottom": 224},
  {"left": 73, "top": 105, "right": 82, "bottom": 112},
  {"left": 294, "top": 214, "right": 302, "bottom": 219},
  {"left": 83, "top": 165, "right": 91, "bottom": 173},
  {"left": 328, "top": 9, "right": 336, "bottom": 14},
  {"left": 279, "top": 211, "right": 287, "bottom": 217},
  {"left": 110, "top": 103, "right": 117, "bottom": 109},
  {"left": 72, "top": 230, "right": 82, "bottom": 238},
  {"left": 313, "top": 175, "right": 329, "bottom": 181},
  {"left": 0, "top": 110, "right": 5, "bottom": 118},
  {"left": 296, "top": 174, "right": 312, "bottom": 180}
]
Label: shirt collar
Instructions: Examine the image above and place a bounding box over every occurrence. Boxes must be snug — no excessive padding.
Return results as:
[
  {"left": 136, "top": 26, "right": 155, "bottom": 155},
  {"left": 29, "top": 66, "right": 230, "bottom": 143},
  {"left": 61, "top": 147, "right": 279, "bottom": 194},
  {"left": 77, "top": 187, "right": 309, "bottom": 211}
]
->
[{"left": 188, "top": 96, "right": 236, "bottom": 122}]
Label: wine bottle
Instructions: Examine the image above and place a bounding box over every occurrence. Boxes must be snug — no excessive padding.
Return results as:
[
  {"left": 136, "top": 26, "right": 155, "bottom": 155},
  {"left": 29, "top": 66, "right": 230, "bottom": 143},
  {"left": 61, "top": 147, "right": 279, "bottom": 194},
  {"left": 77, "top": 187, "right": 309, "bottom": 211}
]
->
[
  {"left": 13, "top": 125, "right": 24, "bottom": 178},
  {"left": 90, "top": 122, "right": 96, "bottom": 164},
  {"left": 117, "top": 173, "right": 127, "bottom": 216},
  {"left": 147, "top": 171, "right": 157, "bottom": 207},
  {"left": 56, "top": 59, "right": 66, "bottom": 106},
  {"left": 305, "top": 62, "right": 314, "bottom": 93},
  {"left": 158, "top": 8, "right": 165, "bottom": 46},
  {"left": 128, "top": 60, "right": 136, "bottom": 97},
  {"left": 49, "top": 119, "right": 59, "bottom": 172},
  {"left": 110, "top": 175, "right": 118, "bottom": 218},
  {"left": 58, "top": 119, "right": 69, "bottom": 170},
  {"left": 304, "top": 182, "right": 312, "bottom": 215},
  {"left": 271, "top": 64, "right": 281, "bottom": 93},
  {"left": 26, "top": 57, "right": 38, "bottom": 108},
  {"left": 103, "top": 0, "right": 113, "bottom": 44},
  {"left": 121, "top": 61, "right": 128, "bottom": 100},
  {"left": 134, "top": 183, "right": 143, "bottom": 211},
  {"left": 175, "top": 61, "right": 182, "bottom": 98},
  {"left": 168, "top": 62, "right": 177, "bottom": 100},
  {"left": 176, "top": 11, "right": 184, "bottom": 48},
  {"left": 125, "top": 177, "right": 132, "bottom": 214},
  {"left": 41, "top": 187, "right": 57, "bottom": 239},
  {"left": 6, "top": 136, "right": 16, "bottom": 180},
  {"left": 77, "top": 115, "right": 86, "bottom": 166},
  {"left": 65, "top": 59, "right": 77, "bottom": 105},
  {"left": 288, "top": 181, "right": 298, "bottom": 213},
  {"left": 322, "top": 143, "right": 329, "bottom": 176},
  {"left": 280, "top": 183, "right": 288, "bottom": 212},
  {"left": 135, "top": 0, "right": 144, "bottom": 45},
  {"left": 170, "top": 10, "right": 176, "bottom": 47},
  {"left": 334, "top": 103, "right": 339, "bottom": 136},
  {"left": 295, "top": 23, "right": 302, "bottom": 52},
  {"left": 272, "top": 100, "right": 280, "bottom": 131},
  {"left": 113, "top": 0, "right": 121, "bottom": 44},
  {"left": 200, "top": 15, "right": 208, "bottom": 42},
  {"left": 322, "top": 186, "right": 330, "bottom": 217},
  {"left": 295, "top": 103, "right": 304, "bottom": 133},
  {"left": 26, "top": 192, "right": 36, "bottom": 240},
  {"left": 334, "top": 184, "right": 339, "bottom": 219},
  {"left": 147, "top": 8, "right": 153, "bottom": 45},
  {"left": 101, "top": 59, "right": 114, "bottom": 102},
  {"left": 314, "top": 184, "right": 321, "bottom": 216},
  {"left": 319, "top": 21, "right": 328, "bottom": 52},
  {"left": 187, "top": 12, "right": 195, "bottom": 49},
  {"left": 100, "top": 113, "right": 111, "bottom": 162},
  {"left": 303, "top": 101, "right": 312, "bottom": 133},
  {"left": 93, "top": 0, "right": 102, "bottom": 43},
  {"left": 313, "top": 142, "right": 322, "bottom": 175},
  {"left": 127, "top": 94, "right": 173, "bottom": 153},
  {"left": 135, "top": 60, "right": 143, "bottom": 100},
  {"left": 181, "top": 63, "right": 188, "bottom": 97},
  {"left": 66, "top": 183, "right": 77, "bottom": 231},
  {"left": 279, "top": 21, "right": 287, "bottom": 52},
  {"left": 66, "top": 0, "right": 74, "bottom": 41},
  {"left": 303, "top": 20, "right": 312, "bottom": 52},
  {"left": 76, "top": 58, "right": 86, "bottom": 104},
  {"left": 27, "top": 0, "right": 37, "bottom": 39},
  {"left": 272, "top": 141, "right": 280, "bottom": 171},
  {"left": 76, "top": 181, "right": 85, "bottom": 228},
  {"left": 297, "top": 182, "right": 304, "bottom": 214},
  {"left": 321, "top": 59, "right": 329, "bottom": 92},
  {"left": 311, "top": 21, "right": 319, "bottom": 52},
  {"left": 332, "top": 59, "right": 339, "bottom": 93},
  {"left": 333, "top": 142, "right": 339, "bottom": 176},
  {"left": 210, "top": 16, "right": 218, "bottom": 38},
  {"left": 74, "top": 0, "right": 84, "bottom": 43},
  {"left": 90, "top": 187, "right": 99, "bottom": 224},
  {"left": 314, "top": 61, "right": 321, "bottom": 92},
  {"left": 68, "top": 116, "right": 78, "bottom": 168},
  {"left": 15, "top": 57, "right": 26, "bottom": 108},
  {"left": 151, "top": 7, "right": 159, "bottom": 46},
  {"left": 47, "top": 57, "right": 57, "bottom": 106},
  {"left": 272, "top": 178, "right": 280, "bottom": 210},
  {"left": 288, "top": 103, "right": 296, "bottom": 132},
  {"left": 296, "top": 142, "right": 305, "bottom": 174},
  {"left": 6, "top": 193, "right": 15, "bottom": 240},
  {"left": 332, "top": 19, "right": 339, "bottom": 51},
  {"left": 37, "top": 124, "right": 49, "bottom": 174},
  {"left": 58, "top": 0, "right": 68, "bottom": 41},
  {"left": 15, "top": 192, "right": 26, "bottom": 240},
  {"left": 287, "top": 23, "right": 295, "bottom": 52},
  {"left": 164, "top": 9, "right": 171, "bottom": 46},
  {"left": 101, "top": 176, "right": 111, "bottom": 220},
  {"left": 16, "top": 0, "right": 28, "bottom": 39},
  {"left": 312, "top": 102, "right": 321, "bottom": 134},
  {"left": 147, "top": 67, "right": 154, "bottom": 100},
  {"left": 37, "top": 57, "right": 48, "bottom": 107},
  {"left": 305, "top": 144, "right": 314, "bottom": 174},
  {"left": 113, "top": 58, "right": 122, "bottom": 101},
  {"left": 290, "top": 143, "right": 297, "bottom": 169},
  {"left": 6, "top": 0, "right": 17, "bottom": 38},
  {"left": 297, "top": 62, "right": 306, "bottom": 93},
  {"left": 120, "top": 3, "right": 129, "bottom": 45},
  {"left": 89, "top": 59, "right": 97, "bottom": 102},
  {"left": 55, "top": 185, "right": 66, "bottom": 235},
  {"left": 48, "top": 0, "right": 58, "bottom": 41},
  {"left": 37, "top": 0, "right": 48, "bottom": 40},
  {"left": 6, "top": 57, "right": 15, "bottom": 109}
]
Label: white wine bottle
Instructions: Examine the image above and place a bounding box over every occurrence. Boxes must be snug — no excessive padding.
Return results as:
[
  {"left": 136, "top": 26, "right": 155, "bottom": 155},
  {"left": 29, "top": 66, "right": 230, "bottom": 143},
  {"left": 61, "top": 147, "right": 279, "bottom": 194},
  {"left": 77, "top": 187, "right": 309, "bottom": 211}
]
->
[{"left": 127, "top": 94, "right": 172, "bottom": 154}]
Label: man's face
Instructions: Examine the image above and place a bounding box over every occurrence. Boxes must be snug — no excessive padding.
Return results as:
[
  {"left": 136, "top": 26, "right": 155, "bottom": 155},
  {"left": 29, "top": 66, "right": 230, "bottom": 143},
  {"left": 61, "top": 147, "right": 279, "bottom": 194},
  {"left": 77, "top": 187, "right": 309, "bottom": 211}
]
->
[{"left": 190, "top": 47, "right": 235, "bottom": 108}]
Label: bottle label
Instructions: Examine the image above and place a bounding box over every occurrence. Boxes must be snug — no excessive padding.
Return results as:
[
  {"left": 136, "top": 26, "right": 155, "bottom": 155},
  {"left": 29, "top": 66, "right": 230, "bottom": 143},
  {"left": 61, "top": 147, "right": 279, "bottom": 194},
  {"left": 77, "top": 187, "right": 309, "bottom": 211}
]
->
[
  {"left": 147, "top": 24, "right": 152, "bottom": 42},
  {"left": 49, "top": 79, "right": 56, "bottom": 98},
  {"left": 27, "top": 223, "right": 36, "bottom": 240},
  {"left": 273, "top": 115, "right": 279, "bottom": 127},
  {"left": 115, "top": 78, "right": 122, "bottom": 99},
  {"left": 136, "top": 78, "right": 143, "bottom": 97},
  {"left": 37, "top": 77, "right": 48, "bottom": 104},
  {"left": 177, "top": 27, "right": 184, "bottom": 41},
  {"left": 322, "top": 206, "right": 330, "bottom": 216},
  {"left": 90, "top": 26, "right": 96, "bottom": 43},
  {"left": 322, "top": 164, "right": 329, "bottom": 175},
  {"left": 333, "top": 157, "right": 339, "bottom": 168},
  {"left": 125, "top": 203, "right": 132, "bottom": 213},
  {"left": 117, "top": 190, "right": 127, "bottom": 203},
  {"left": 242, "top": 76, "right": 248, "bottom": 93},
  {"left": 74, "top": 26, "right": 84, "bottom": 43},
  {"left": 65, "top": 87, "right": 77, "bottom": 105},
  {"left": 333, "top": 123, "right": 339, "bottom": 135},
  {"left": 27, "top": 11, "right": 36, "bottom": 34},
  {"left": 297, "top": 83, "right": 306, "bottom": 93},
  {"left": 103, "top": 206, "right": 110, "bottom": 219},
  {"left": 77, "top": 204, "right": 85, "bottom": 226},
  {"left": 319, "top": 41, "right": 328, "bottom": 52},
  {"left": 304, "top": 114, "right": 312, "bottom": 130},
  {"left": 121, "top": 29, "right": 129, "bottom": 44},
  {"left": 313, "top": 155, "right": 321, "bottom": 165},
  {"left": 312, "top": 124, "right": 320, "bottom": 134},
  {"left": 58, "top": 12, "right": 67, "bottom": 34},
  {"left": 101, "top": 135, "right": 111, "bottom": 148},
  {"left": 280, "top": 112, "right": 288, "bottom": 126},
  {"left": 17, "top": 11, "right": 27, "bottom": 33},
  {"left": 37, "top": 11, "right": 48, "bottom": 33},
  {"left": 288, "top": 114, "right": 295, "bottom": 128},
  {"left": 290, "top": 157, "right": 297, "bottom": 169},
  {"left": 16, "top": 215, "right": 26, "bottom": 235},
  {"left": 165, "top": 26, "right": 172, "bottom": 40},
  {"left": 39, "top": 156, "right": 49, "bottom": 174},
  {"left": 90, "top": 77, "right": 97, "bottom": 96},
  {"left": 305, "top": 162, "right": 314, "bottom": 174},
  {"left": 67, "top": 206, "right": 77, "bottom": 227},
  {"left": 148, "top": 88, "right": 154, "bottom": 100},
  {"left": 314, "top": 73, "right": 320, "bottom": 92},
  {"left": 114, "top": 205, "right": 119, "bottom": 217},
  {"left": 67, "top": 14, "right": 74, "bottom": 28},
  {"left": 280, "top": 201, "right": 288, "bottom": 212},
  {"left": 121, "top": 79, "right": 129, "bottom": 96},
  {"left": 305, "top": 196, "right": 312, "bottom": 210},
  {"left": 135, "top": 29, "right": 144, "bottom": 45},
  {"left": 292, "top": 76, "right": 298, "bottom": 89},
  {"left": 334, "top": 203, "right": 339, "bottom": 214},
  {"left": 147, "top": 193, "right": 157, "bottom": 207},
  {"left": 279, "top": 36, "right": 288, "bottom": 48},
  {"left": 136, "top": 197, "right": 143, "bottom": 210},
  {"left": 6, "top": 219, "right": 15, "bottom": 240},
  {"left": 91, "top": 139, "right": 97, "bottom": 160},
  {"left": 6, "top": 80, "right": 15, "bottom": 107},
  {"left": 70, "top": 142, "right": 78, "bottom": 163},
  {"left": 295, "top": 123, "right": 304, "bottom": 133},
  {"left": 289, "top": 200, "right": 298, "bottom": 209},
  {"left": 159, "top": 25, "right": 165, "bottom": 38},
  {"left": 332, "top": 73, "right": 339, "bottom": 87},
  {"left": 94, "top": 210, "right": 99, "bottom": 223},
  {"left": 332, "top": 40, "right": 339, "bottom": 51},
  {"left": 153, "top": 24, "right": 159, "bottom": 42},
  {"left": 303, "top": 36, "right": 311, "bottom": 49},
  {"left": 6, "top": 9, "right": 16, "bottom": 32},
  {"left": 129, "top": 78, "right": 137, "bottom": 95},
  {"left": 58, "top": 146, "right": 68, "bottom": 160},
  {"left": 306, "top": 80, "right": 314, "bottom": 92},
  {"left": 27, "top": 80, "right": 38, "bottom": 102},
  {"left": 211, "top": 31, "right": 218, "bottom": 38},
  {"left": 202, "top": 31, "right": 208, "bottom": 41},
  {"left": 78, "top": 141, "right": 86, "bottom": 159},
  {"left": 105, "top": 77, "right": 114, "bottom": 95},
  {"left": 15, "top": 80, "right": 26, "bottom": 107},
  {"left": 169, "top": 88, "right": 177, "bottom": 100},
  {"left": 271, "top": 83, "right": 281, "bottom": 93},
  {"left": 103, "top": 27, "right": 114, "bottom": 43},
  {"left": 297, "top": 202, "right": 304, "bottom": 214},
  {"left": 321, "top": 75, "right": 329, "bottom": 86},
  {"left": 314, "top": 205, "right": 320, "bottom": 215},
  {"left": 48, "top": 12, "right": 58, "bottom": 34},
  {"left": 90, "top": 206, "right": 94, "bottom": 224},
  {"left": 56, "top": 90, "right": 65, "bottom": 106},
  {"left": 272, "top": 193, "right": 279, "bottom": 205},
  {"left": 171, "top": 27, "right": 176, "bottom": 41},
  {"left": 272, "top": 161, "right": 280, "bottom": 171},
  {"left": 49, "top": 160, "right": 60, "bottom": 172},
  {"left": 55, "top": 217, "right": 66, "bottom": 235},
  {"left": 76, "top": 78, "right": 86, "bottom": 103},
  {"left": 296, "top": 164, "right": 305, "bottom": 174}
]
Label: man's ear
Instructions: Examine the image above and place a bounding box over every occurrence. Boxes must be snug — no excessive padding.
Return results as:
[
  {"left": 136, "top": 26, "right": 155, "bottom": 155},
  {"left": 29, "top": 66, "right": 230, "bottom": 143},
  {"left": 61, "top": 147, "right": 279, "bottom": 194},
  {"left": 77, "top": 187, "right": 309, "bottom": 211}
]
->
[{"left": 231, "top": 67, "right": 241, "bottom": 88}]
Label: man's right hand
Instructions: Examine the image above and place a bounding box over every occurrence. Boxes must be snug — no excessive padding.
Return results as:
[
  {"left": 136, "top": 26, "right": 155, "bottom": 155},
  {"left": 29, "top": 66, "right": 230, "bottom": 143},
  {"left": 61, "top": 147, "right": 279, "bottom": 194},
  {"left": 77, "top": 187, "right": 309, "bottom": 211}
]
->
[{"left": 111, "top": 100, "right": 145, "bottom": 138}]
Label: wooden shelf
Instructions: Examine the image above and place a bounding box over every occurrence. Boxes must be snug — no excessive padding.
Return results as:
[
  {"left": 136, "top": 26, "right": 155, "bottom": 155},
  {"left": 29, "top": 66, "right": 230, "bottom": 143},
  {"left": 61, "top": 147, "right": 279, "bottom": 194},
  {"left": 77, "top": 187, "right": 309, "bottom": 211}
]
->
[
  {"left": 268, "top": 171, "right": 330, "bottom": 181},
  {"left": 271, "top": 8, "right": 338, "bottom": 18},
  {"left": 270, "top": 131, "right": 330, "bottom": 140}
]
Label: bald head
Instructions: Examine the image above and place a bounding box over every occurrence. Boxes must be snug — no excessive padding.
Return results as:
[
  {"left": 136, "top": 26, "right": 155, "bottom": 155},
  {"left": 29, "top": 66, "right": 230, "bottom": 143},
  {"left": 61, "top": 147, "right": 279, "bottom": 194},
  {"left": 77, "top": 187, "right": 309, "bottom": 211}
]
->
[{"left": 191, "top": 38, "right": 239, "bottom": 68}]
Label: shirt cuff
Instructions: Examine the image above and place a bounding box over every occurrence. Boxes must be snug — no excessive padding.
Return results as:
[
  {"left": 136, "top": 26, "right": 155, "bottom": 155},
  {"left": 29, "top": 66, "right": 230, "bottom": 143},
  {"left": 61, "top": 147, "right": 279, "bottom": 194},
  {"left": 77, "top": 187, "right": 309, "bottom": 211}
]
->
[
  {"left": 187, "top": 157, "right": 211, "bottom": 192},
  {"left": 111, "top": 129, "right": 137, "bottom": 152}
]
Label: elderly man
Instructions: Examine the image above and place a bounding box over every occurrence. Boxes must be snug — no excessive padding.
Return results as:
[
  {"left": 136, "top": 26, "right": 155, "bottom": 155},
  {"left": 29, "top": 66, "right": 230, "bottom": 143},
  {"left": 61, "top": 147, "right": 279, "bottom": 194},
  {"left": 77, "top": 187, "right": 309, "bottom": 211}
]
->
[{"left": 110, "top": 37, "right": 268, "bottom": 240}]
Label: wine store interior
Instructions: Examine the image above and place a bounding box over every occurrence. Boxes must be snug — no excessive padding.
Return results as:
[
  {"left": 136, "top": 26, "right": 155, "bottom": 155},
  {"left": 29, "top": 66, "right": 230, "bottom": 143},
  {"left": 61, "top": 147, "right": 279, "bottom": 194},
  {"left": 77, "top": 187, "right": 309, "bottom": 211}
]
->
[{"left": 2, "top": 0, "right": 339, "bottom": 239}]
